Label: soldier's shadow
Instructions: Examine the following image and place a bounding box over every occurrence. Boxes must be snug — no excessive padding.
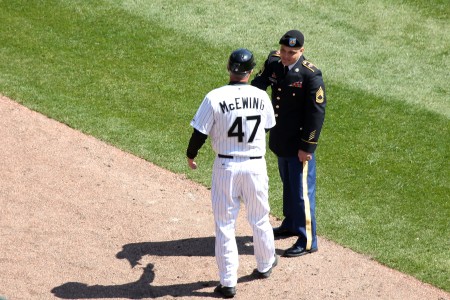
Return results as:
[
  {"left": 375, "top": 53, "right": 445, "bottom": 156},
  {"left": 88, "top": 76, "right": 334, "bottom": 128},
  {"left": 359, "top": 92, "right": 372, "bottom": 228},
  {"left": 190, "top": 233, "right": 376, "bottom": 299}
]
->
[{"left": 52, "top": 236, "right": 256, "bottom": 299}]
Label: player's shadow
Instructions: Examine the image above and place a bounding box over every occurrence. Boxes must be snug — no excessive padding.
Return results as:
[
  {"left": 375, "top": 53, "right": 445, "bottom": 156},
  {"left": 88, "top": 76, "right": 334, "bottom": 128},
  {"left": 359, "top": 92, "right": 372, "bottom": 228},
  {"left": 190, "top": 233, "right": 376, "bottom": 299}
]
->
[
  {"left": 51, "top": 263, "right": 219, "bottom": 299},
  {"left": 52, "top": 263, "right": 257, "bottom": 299},
  {"left": 51, "top": 236, "right": 257, "bottom": 299},
  {"left": 116, "top": 236, "right": 255, "bottom": 267}
]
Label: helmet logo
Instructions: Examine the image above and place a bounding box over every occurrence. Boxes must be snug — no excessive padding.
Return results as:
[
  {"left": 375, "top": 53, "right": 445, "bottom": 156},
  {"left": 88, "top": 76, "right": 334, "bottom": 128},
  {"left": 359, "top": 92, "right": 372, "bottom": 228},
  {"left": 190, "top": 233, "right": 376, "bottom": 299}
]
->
[{"left": 289, "top": 38, "right": 297, "bottom": 46}]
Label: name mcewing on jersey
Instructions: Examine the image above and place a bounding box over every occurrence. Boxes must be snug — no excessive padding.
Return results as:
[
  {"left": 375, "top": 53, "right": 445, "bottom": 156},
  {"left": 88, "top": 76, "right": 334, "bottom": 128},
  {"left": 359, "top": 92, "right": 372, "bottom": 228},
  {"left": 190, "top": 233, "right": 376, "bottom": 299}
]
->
[{"left": 219, "top": 97, "right": 265, "bottom": 114}]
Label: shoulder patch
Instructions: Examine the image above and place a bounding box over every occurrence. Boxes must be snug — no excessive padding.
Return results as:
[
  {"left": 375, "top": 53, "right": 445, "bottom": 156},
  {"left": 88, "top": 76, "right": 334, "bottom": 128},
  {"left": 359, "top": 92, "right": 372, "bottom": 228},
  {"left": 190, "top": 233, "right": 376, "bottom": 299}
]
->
[
  {"left": 267, "top": 50, "right": 281, "bottom": 64},
  {"left": 302, "top": 60, "right": 317, "bottom": 72},
  {"left": 270, "top": 50, "right": 280, "bottom": 57}
]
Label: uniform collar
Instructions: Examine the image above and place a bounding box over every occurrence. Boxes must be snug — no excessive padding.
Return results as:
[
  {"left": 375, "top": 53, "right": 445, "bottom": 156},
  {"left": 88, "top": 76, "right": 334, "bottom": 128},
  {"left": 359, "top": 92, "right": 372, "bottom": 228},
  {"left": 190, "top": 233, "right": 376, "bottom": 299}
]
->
[
  {"left": 287, "top": 62, "right": 296, "bottom": 71},
  {"left": 287, "top": 55, "right": 304, "bottom": 70},
  {"left": 228, "top": 81, "right": 248, "bottom": 85}
]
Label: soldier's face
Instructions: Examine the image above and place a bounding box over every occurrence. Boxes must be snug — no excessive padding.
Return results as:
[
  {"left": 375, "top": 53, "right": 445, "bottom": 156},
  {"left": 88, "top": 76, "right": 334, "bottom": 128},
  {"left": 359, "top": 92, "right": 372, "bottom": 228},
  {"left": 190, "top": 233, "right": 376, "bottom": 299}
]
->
[{"left": 279, "top": 45, "right": 304, "bottom": 66}]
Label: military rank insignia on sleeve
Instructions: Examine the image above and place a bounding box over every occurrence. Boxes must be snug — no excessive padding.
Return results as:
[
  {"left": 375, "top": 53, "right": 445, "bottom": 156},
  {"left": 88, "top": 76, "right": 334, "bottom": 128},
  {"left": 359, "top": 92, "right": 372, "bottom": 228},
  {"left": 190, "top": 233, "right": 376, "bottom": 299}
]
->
[
  {"left": 316, "top": 86, "right": 324, "bottom": 103},
  {"left": 309, "top": 130, "right": 316, "bottom": 141}
]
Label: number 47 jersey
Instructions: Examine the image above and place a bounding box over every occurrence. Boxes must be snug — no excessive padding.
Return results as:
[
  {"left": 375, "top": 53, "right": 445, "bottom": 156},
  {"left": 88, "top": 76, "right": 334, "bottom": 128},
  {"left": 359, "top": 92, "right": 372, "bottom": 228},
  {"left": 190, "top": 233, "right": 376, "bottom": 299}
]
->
[{"left": 190, "top": 83, "right": 276, "bottom": 157}]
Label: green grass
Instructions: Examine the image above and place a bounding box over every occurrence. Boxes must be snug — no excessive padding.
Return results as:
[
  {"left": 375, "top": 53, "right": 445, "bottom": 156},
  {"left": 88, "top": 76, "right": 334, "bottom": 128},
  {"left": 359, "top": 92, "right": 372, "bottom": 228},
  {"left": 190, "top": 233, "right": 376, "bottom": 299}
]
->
[
  {"left": 119, "top": 0, "right": 450, "bottom": 118},
  {"left": 318, "top": 84, "right": 449, "bottom": 287},
  {"left": 0, "top": 0, "right": 449, "bottom": 291}
]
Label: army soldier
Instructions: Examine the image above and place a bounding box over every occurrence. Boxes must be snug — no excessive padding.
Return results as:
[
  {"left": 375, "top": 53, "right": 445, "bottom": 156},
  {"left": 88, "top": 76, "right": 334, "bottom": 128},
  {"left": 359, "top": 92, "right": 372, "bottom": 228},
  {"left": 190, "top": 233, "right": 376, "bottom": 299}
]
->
[{"left": 252, "top": 30, "right": 326, "bottom": 257}]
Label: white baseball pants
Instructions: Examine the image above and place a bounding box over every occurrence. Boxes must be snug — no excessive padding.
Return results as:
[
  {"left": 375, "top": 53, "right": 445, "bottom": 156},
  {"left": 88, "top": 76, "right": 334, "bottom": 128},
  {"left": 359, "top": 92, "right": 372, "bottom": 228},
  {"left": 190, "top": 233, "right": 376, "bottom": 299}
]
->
[{"left": 211, "top": 156, "right": 276, "bottom": 287}]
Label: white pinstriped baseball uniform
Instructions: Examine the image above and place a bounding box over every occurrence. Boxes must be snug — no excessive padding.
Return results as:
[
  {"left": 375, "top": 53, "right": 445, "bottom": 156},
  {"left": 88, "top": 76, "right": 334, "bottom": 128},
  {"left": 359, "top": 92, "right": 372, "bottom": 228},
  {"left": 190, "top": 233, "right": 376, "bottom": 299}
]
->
[{"left": 190, "top": 82, "right": 276, "bottom": 288}]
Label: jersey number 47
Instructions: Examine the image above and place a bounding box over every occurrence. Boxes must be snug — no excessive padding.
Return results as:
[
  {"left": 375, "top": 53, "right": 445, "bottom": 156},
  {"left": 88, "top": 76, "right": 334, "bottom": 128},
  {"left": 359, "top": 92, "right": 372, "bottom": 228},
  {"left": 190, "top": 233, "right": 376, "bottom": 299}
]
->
[{"left": 227, "top": 115, "right": 261, "bottom": 143}]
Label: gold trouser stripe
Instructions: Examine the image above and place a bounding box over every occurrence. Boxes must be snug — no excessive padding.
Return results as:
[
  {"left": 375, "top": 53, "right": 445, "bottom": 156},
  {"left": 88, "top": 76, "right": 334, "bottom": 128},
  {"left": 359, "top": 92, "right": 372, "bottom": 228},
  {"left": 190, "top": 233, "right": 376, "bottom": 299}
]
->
[{"left": 302, "top": 161, "right": 312, "bottom": 250}]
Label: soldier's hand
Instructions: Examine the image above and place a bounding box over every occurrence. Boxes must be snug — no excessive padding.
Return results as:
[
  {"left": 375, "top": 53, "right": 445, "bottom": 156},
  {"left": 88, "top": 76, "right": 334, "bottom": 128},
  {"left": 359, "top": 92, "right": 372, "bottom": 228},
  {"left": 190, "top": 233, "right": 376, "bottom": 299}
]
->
[
  {"left": 298, "top": 150, "right": 312, "bottom": 162},
  {"left": 187, "top": 158, "right": 198, "bottom": 170}
]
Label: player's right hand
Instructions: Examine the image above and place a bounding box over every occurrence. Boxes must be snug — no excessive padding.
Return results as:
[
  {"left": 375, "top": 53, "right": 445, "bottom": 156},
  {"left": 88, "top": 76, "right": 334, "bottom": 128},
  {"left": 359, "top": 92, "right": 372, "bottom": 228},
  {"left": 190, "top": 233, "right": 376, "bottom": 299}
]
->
[{"left": 187, "top": 158, "right": 197, "bottom": 170}]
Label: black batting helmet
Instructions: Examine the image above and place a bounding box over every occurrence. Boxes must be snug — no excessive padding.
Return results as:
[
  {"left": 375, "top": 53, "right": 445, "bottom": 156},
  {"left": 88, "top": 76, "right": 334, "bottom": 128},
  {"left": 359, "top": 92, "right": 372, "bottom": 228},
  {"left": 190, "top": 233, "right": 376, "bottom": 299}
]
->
[{"left": 228, "top": 48, "right": 256, "bottom": 74}]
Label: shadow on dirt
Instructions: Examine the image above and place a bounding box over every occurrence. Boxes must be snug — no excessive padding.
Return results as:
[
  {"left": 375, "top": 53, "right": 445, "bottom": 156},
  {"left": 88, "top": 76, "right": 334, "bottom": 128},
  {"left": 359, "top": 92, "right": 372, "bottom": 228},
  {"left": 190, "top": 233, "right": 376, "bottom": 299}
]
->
[
  {"left": 116, "top": 236, "right": 254, "bottom": 267},
  {"left": 51, "top": 236, "right": 257, "bottom": 299},
  {"left": 51, "top": 263, "right": 219, "bottom": 299}
]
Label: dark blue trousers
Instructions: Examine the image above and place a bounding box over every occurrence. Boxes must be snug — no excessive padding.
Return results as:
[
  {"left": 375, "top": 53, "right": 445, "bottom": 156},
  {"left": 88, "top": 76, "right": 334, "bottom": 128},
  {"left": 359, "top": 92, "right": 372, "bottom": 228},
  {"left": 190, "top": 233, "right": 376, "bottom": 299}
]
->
[{"left": 278, "top": 155, "right": 317, "bottom": 250}]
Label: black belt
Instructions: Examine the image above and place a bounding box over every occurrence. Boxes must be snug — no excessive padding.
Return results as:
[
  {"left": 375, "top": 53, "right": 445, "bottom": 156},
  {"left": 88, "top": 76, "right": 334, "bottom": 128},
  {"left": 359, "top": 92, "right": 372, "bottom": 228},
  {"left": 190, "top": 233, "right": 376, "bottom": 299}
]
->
[{"left": 218, "top": 154, "right": 262, "bottom": 159}]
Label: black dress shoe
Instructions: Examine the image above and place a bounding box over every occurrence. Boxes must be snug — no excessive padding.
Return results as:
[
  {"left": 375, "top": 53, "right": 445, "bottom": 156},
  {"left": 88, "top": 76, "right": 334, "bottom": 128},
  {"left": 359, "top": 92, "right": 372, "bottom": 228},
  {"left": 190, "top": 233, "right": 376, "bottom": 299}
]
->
[
  {"left": 255, "top": 255, "right": 278, "bottom": 279},
  {"left": 273, "top": 227, "right": 296, "bottom": 238},
  {"left": 283, "top": 245, "right": 318, "bottom": 257},
  {"left": 214, "top": 284, "right": 236, "bottom": 298}
]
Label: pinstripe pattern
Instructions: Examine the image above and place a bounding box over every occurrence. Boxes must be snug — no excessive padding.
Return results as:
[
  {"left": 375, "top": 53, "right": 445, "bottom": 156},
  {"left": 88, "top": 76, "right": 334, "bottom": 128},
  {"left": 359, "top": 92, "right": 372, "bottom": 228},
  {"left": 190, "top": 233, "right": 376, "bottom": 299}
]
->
[
  {"left": 190, "top": 83, "right": 276, "bottom": 287},
  {"left": 191, "top": 84, "right": 275, "bottom": 157},
  {"left": 212, "top": 158, "right": 275, "bottom": 286}
]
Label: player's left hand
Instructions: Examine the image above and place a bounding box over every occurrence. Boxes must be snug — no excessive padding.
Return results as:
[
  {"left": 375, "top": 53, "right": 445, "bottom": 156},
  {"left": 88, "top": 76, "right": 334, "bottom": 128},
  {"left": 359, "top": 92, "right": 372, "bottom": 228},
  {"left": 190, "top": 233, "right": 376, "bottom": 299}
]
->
[
  {"left": 298, "top": 150, "right": 312, "bottom": 162},
  {"left": 187, "top": 158, "right": 197, "bottom": 170}
]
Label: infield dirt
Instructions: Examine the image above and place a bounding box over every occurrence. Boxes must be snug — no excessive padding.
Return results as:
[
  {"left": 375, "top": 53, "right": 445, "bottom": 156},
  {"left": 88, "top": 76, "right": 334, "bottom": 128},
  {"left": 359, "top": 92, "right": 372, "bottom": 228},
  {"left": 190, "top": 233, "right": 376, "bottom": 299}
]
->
[{"left": 1, "top": 95, "right": 448, "bottom": 299}]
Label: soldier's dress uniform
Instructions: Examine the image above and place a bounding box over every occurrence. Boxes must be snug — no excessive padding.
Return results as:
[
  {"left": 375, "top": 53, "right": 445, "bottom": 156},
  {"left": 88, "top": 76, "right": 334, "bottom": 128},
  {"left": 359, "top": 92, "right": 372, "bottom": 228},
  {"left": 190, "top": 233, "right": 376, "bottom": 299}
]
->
[{"left": 252, "top": 42, "right": 326, "bottom": 255}]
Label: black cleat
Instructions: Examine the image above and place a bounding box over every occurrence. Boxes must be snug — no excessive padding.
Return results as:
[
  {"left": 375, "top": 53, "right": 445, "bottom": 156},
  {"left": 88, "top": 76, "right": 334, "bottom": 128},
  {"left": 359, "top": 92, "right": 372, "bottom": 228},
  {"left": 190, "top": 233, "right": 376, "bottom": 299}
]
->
[
  {"left": 255, "top": 255, "right": 278, "bottom": 279},
  {"left": 214, "top": 284, "right": 236, "bottom": 298}
]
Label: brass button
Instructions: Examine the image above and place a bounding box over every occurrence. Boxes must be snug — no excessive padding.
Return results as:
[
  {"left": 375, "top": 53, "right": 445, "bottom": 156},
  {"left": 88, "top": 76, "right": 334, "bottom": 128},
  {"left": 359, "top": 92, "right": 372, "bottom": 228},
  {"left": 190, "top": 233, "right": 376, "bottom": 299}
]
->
[
  {"left": 293, "top": 93, "right": 296, "bottom": 96},
  {"left": 278, "top": 88, "right": 282, "bottom": 91},
  {"left": 276, "top": 105, "right": 279, "bottom": 108},
  {"left": 275, "top": 114, "right": 278, "bottom": 117},
  {"left": 276, "top": 97, "right": 280, "bottom": 100}
]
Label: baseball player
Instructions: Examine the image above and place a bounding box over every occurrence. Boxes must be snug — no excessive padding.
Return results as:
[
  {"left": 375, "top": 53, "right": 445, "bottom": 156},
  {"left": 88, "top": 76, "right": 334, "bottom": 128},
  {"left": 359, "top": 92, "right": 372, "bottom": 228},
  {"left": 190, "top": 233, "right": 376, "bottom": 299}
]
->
[{"left": 186, "top": 48, "right": 277, "bottom": 298}]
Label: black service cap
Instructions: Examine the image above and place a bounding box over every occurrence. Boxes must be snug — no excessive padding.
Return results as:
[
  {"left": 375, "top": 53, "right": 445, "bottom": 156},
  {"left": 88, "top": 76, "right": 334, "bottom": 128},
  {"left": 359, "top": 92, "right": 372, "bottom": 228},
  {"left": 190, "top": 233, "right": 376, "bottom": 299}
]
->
[{"left": 279, "top": 30, "right": 304, "bottom": 48}]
